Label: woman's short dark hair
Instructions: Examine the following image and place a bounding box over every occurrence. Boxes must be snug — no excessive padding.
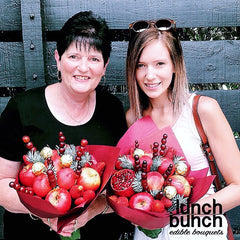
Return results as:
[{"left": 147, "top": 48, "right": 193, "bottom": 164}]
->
[{"left": 57, "top": 11, "right": 111, "bottom": 65}]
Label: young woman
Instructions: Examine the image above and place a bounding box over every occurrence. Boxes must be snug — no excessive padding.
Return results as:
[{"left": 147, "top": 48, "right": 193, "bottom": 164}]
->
[
  {"left": 125, "top": 19, "right": 240, "bottom": 239},
  {"left": 0, "top": 11, "right": 133, "bottom": 239}
]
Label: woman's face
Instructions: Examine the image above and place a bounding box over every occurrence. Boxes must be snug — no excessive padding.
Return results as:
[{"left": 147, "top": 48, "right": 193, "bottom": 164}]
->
[
  {"left": 135, "top": 39, "right": 174, "bottom": 100},
  {"left": 55, "top": 41, "right": 108, "bottom": 95}
]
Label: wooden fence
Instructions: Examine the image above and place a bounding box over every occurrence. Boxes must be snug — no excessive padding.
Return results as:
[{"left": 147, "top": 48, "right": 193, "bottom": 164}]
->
[{"left": 0, "top": 0, "right": 240, "bottom": 238}]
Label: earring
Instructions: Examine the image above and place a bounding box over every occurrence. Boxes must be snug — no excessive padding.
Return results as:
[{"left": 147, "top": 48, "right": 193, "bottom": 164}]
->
[{"left": 57, "top": 71, "right": 62, "bottom": 82}]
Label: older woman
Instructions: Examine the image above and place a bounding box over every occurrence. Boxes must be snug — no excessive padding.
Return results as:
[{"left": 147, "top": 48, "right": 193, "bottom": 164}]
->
[{"left": 0, "top": 11, "right": 133, "bottom": 239}]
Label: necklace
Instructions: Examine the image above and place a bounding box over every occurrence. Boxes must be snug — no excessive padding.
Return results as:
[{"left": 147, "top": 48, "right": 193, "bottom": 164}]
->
[{"left": 58, "top": 84, "right": 91, "bottom": 125}]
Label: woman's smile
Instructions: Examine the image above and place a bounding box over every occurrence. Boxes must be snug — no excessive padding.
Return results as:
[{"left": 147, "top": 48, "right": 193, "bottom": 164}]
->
[{"left": 144, "top": 82, "right": 161, "bottom": 89}]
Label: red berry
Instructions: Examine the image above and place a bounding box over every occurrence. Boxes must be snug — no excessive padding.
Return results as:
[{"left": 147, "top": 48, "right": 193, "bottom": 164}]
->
[
  {"left": 59, "top": 142, "right": 65, "bottom": 148},
  {"left": 161, "top": 144, "right": 166, "bottom": 150},
  {"left": 22, "top": 136, "right": 30, "bottom": 143},
  {"left": 161, "top": 138, "right": 167, "bottom": 145},
  {"left": 26, "top": 141, "right": 34, "bottom": 150},
  {"left": 77, "top": 151, "right": 83, "bottom": 157},
  {"left": 159, "top": 149, "right": 165, "bottom": 156},
  {"left": 163, "top": 134, "right": 168, "bottom": 139},
  {"left": 81, "top": 139, "right": 88, "bottom": 147},
  {"left": 19, "top": 186, "right": 26, "bottom": 192},
  {"left": 152, "top": 147, "right": 158, "bottom": 153},
  {"left": 59, "top": 148, "right": 65, "bottom": 154},
  {"left": 59, "top": 136, "right": 65, "bottom": 142},
  {"left": 135, "top": 140, "right": 139, "bottom": 149},
  {"left": 9, "top": 182, "right": 15, "bottom": 188},
  {"left": 14, "top": 183, "right": 20, "bottom": 190}
]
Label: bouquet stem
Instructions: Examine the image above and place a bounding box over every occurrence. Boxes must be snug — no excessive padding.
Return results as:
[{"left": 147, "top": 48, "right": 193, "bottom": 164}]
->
[
  {"left": 59, "top": 229, "right": 80, "bottom": 240},
  {"left": 138, "top": 226, "right": 162, "bottom": 239}
]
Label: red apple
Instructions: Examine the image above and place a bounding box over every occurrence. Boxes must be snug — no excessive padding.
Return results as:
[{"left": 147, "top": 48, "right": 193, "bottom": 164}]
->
[
  {"left": 157, "top": 157, "right": 175, "bottom": 176},
  {"left": 129, "top": 192, "right": 154, "bottom": 211},
  {"left": 168, "top": 175, "right": 191, "bottom": 197},
  {"left": 46, "top": 187, "right": 71, "bottom": 213},
  {"left": 33, "top": 174, "right": 51, "bottom": 198},
  {"left": 151, "top": 199, "right": 165, "bottom": 213},
  {"left": 77, "top": 167, "right": 100, "bottom": 191},
  {"left": 57, "top": 168, "right": 76, "bottom": 190},
  {"left": 147, "top": 171, "right": 164, "bottom": 192},
  {"left": 19, "top": 163, "right": 36, "bottom": 187}
]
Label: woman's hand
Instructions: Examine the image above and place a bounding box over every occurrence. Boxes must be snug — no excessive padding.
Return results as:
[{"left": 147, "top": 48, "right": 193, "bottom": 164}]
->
[{"left": 41, "top": 193, "right": 113, "bottom": 237}]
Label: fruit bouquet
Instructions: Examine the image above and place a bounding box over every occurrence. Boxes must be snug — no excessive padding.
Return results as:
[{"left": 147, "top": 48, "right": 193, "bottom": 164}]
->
[
  {"left": 107, "top": 116, "right": 215, "bottom": 238},
  {"left": 9, "top": 132, "right": 119, "bottom": 234}
]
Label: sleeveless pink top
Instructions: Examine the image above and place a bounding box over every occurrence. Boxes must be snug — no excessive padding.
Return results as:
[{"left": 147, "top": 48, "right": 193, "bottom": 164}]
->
[{"left": 172, "top": 93, "right": 215, "bottom": 196}]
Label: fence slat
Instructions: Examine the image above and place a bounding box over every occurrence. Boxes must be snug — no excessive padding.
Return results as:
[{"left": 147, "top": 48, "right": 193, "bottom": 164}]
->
[
  {"left": 0, "top": 0, "right": 21, "bottom": 31},
  {"left": 42, "top": 0, "right": 240, "bottom": 30},
  {"left": 21, "top": 0, "right": 45, "bottom": 89},
  {"left": 0, "top": 42, "right": 25, "bottom": 87},
  {"left": 196, "top": 90, "right": 240, "bottom": 132}
]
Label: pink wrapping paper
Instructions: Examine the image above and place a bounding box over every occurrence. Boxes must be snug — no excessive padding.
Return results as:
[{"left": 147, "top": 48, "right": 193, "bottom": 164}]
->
[
  {"left": 107, "top": 116, "right": 215, "bottom": 229},
  {"left": 16, "top": 145, "right": 119, "bottom": 232}
]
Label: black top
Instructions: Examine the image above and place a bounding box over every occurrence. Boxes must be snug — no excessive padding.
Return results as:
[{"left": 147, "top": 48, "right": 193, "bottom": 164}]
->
[{"left": 0, "top": 85, "right": 134, "bottom": 240}]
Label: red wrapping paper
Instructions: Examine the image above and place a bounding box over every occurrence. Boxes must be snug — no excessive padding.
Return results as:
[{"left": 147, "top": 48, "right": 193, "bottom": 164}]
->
[
  {"left": 16, "top": 145, "right": 119, "bottom": 233},
  {"left": 107, "top": 116, "right": 215, "bottom": 229}
]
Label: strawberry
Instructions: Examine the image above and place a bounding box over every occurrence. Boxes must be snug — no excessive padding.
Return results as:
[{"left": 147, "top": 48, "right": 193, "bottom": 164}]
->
[
  {"left": 186, "top": 176, "right": 195, "bottom": 185},
  {"left": 161, "top": 196, "right": 173, "bottom": 208},
  {"left": 70, "top": 185, "right": 84, "bottom": 199},
  {"left": 117, "top": 196, "right": 129, "bottom": 207},
  {"left": 74, "top": 197, "right": 86, "bottom": 206},
  {"left": 109, "top": 195, "right": 118, "bottom": 203},
  {"left": 164, "top": 147, "right": 176, "bottom": 160},
  {"left": 151, "top": 199, "right": 165, "bottom": 213},
  {"left": 23, "top": 154, "right": 31, "bottom": 165},
  {"left": 92, "top": 161, "right": 105, "bottom": 176},
  {"left": 83, "top": 189, "right": 96, "bottom": 204}
]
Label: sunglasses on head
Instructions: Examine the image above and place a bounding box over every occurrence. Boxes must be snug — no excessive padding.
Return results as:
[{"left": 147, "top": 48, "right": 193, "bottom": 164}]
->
[{"left": 129, "top": 18, "right": 176, "bottom": 33}]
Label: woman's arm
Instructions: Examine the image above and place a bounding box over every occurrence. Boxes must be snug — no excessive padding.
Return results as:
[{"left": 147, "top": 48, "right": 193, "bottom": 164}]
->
[
  {"left": 0, "top": 157, "right": 28, "bottom": 213},
  {"left": 0, "top": 156, "right": 112, "bottom": 236},
  {"left": 196, "top": 96, "right": 240, "bottom": 212}
]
